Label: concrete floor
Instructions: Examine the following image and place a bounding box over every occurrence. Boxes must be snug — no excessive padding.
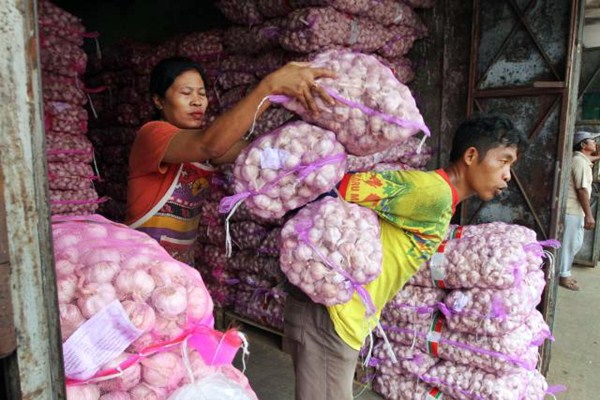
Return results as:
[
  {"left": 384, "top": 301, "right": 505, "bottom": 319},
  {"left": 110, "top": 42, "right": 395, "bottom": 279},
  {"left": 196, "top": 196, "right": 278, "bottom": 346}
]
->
[
  {"left": 546, "top": 265, "right": 600, "bottom": 399},
  {"left": 233, "top": 265, "right": 599, "bottom": 400}
]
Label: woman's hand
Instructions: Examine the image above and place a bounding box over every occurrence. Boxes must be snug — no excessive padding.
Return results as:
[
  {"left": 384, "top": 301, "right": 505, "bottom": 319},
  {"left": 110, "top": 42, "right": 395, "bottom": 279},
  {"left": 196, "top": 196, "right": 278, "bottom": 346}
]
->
[{"left": 263, "top": 62, "right": 336, "bottom": 116}]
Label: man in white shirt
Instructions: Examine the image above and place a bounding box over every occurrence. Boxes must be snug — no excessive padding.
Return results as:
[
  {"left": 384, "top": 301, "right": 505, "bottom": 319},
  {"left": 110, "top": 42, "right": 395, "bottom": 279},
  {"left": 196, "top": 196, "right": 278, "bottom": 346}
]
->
[{"left": 560, "top": 131, "right": 600, "bottom": 290}]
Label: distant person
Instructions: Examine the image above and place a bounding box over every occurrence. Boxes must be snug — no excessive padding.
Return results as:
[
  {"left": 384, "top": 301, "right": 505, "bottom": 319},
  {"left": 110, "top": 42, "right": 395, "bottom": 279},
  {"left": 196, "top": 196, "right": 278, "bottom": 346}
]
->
[{"left": 559, "top": 130, "right": 600, "bottom": 291}]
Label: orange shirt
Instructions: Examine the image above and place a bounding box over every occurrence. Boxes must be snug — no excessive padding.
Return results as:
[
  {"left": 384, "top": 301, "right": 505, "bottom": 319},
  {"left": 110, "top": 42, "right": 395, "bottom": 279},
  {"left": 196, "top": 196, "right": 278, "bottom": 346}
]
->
[{"left": 126, "top": 121, "right": 181, "bottom": 225}]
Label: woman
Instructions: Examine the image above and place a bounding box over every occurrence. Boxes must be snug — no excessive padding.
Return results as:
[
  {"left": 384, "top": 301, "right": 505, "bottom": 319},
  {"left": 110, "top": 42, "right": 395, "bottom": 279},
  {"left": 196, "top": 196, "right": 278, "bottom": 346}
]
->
[{"left": 125, "top": 56, "right": 335, "bottom": 265}]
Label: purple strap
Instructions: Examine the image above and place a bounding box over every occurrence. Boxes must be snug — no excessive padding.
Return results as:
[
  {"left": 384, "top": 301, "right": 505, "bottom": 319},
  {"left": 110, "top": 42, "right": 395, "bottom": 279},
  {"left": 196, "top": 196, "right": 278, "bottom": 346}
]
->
[
  {"left": 412, "top": 353, "right": 425, "bottom": 366},
  {"left": 367, "top": 357, "right": 380, "bottom": 367},
  {"left": 218, "top": 153, "right": 346, "bottom": 214},
  {"left": 546, "top": 385, "right": 567, "bottom": 395},
  {"left": 436, "top": 302, "right": 452, "bottom": 319},
  {"left": 538, "top": 239, "right": 561, "bottom": 248},
  {"left": 381, "top": 324, "right": 536, "bottom": 369},
  {"left": 437, "top": 300, "right": 512, "bottom": 321},
  {"left": 323, "top": 87, "right": 430, "bottom": 136},
  {"left": 268, "top": 86, "right": 431, "bottom": 136},
  {"left": 490, "top": 294, "right": 508, "bottom": 319},
  {"left": 523, "top": 242, "right": 544, "bottom": 257},
  {"left": 295, "top": 218, "right": 377, "bottom": 317},
  {"left": 219, "top": 192, "right": 253, "bottom": 214},
  {"left": 513, "top": 261, "right": 525, "bottom": 287},
  {"left": 260, "top": 26, "right": 281, "bottom": 38}
]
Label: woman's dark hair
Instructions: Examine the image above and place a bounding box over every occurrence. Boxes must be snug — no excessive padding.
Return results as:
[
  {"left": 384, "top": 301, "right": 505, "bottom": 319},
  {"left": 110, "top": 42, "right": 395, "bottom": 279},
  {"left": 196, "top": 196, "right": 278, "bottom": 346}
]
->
[
  {"left": 149, "top": 56, "right": 207, "bottom": 119},
  {"left": 449, "top": 114, "right": 529, "bottom": 163}
]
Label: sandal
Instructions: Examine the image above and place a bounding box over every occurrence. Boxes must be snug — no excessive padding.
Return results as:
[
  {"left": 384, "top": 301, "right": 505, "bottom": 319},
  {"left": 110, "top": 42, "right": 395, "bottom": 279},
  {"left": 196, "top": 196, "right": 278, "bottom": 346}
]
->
[{"left": 559, "top": 277, "right": 580, "bottom": 291}]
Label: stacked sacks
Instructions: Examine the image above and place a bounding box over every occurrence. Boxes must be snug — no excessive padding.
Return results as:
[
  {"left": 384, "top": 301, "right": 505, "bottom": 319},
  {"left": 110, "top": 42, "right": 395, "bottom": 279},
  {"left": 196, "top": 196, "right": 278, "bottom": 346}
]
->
[
  {"left": 372, "top": 222, "right": 557, "bottom": 400},
  {"left": 194, "top": 168, "right": 288, "bottom": 331},
  {"left": 225, "top": 185, "right": 286, "bottom": 330},
  {"left": 53, "top": 214, "right": 258, "bottom": 399},
  {"left": 85, "top": 42, "right": 167, "bottom": 222},
  {"left": 39, "top": 0, "right": 103, "bottom": 215},
  {"left": 193, "top": 177, "right": 236, "bottom": 309}
]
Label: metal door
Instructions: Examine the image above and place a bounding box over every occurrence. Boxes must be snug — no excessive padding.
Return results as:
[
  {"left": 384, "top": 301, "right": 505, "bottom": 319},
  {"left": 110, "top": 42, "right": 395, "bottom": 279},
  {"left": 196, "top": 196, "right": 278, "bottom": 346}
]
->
[{"left": 465, "top": 0, "right": 583, "bottom": 374}]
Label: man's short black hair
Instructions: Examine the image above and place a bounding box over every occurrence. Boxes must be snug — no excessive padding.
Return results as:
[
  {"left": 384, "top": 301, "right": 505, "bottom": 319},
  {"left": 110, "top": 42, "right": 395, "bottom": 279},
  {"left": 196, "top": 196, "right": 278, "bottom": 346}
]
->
[{"left": 449, "top": 114, "right": 528, "bottom": 163}]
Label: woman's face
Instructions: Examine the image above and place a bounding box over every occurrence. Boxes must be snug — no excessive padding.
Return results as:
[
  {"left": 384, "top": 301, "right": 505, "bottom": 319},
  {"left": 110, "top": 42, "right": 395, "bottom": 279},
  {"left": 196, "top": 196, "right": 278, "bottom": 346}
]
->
[{"left": 154, "top": 69, "right": 208, "bottom": 129}]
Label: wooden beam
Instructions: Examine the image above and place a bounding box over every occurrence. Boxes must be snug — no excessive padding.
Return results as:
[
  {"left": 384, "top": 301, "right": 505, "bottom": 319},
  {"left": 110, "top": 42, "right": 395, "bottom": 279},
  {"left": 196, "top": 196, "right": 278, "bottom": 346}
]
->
[{"left": 0, "top": 0, "right": 65, "bottom": 398}]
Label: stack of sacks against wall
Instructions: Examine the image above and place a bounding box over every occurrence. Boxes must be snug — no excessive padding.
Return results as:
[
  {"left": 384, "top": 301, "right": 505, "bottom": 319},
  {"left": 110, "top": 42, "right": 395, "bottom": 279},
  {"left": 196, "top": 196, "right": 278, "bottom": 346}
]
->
[
  {"left": 372, "top": 222, "right": 555, "bottom": 400},
  {"left": 52, "top": 214, "right": 259, "bottom": 400},
  {"left": 194, "top": 168, "right": 287, "bottom": 331},
  {"left": 39, "top": 0, "right": 103, "bottom": 215}
]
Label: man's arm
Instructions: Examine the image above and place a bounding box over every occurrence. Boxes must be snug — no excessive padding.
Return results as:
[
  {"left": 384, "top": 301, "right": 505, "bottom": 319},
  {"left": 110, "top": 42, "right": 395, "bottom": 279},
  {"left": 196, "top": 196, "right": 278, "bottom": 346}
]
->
[{"left": 576, "top": 187, "right": 596, "bottom": 230}]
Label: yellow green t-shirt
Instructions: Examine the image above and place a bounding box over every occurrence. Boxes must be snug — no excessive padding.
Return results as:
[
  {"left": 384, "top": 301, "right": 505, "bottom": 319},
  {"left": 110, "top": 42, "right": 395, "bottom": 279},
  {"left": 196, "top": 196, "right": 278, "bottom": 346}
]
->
[{"left": 327, "top": 169, "right": 458, "bottom": 350}]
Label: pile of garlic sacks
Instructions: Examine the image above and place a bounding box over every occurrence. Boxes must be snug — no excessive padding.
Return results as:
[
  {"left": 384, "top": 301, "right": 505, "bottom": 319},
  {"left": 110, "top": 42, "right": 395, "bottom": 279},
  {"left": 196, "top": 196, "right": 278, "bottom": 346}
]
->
[
  {"left": 193, "top": 169, "right": 288, "bottom": 331},
  {"left": 39, "top": 0, "right": 104, "bottom": 215},
  {"left": 372, "top": 222, "right": 558, "bottom": 400},
  {"left": 53, "top": 214, "right": 258, "bottom": 400}
]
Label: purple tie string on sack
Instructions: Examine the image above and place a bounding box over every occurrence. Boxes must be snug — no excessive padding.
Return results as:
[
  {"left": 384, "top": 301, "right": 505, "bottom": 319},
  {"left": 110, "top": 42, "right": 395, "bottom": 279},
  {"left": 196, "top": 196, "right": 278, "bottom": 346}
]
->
[
  {"left": 384, "top": 324, "right": 530, "bottom": 368},
  {"left": 381, "top": 314, "right": 552, "bottom": 373}
]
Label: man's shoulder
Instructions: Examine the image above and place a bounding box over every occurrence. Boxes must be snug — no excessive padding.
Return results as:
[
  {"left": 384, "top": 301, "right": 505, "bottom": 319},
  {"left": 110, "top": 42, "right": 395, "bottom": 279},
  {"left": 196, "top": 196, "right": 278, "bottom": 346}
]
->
[{"left": 572, "top": 152, "right": 591, "bottom": 168}]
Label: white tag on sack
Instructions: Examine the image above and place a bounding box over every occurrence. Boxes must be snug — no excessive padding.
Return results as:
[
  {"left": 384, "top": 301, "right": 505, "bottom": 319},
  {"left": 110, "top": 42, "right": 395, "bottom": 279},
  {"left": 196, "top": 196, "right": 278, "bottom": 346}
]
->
[
  {"left": 426, "top": 331, "right": 442, "bottom": 343},
  {"left": 260, "top": 148, "right": 290, "bottom": 170},
  {"left": 452, "top": 293, "right": 469, "bottom": 313},
  {"left": 63, "top": 300, "right": 143, "bottom": 380},
  {"left": 429, "top": 252, "right": 446, "bottom": 281}
]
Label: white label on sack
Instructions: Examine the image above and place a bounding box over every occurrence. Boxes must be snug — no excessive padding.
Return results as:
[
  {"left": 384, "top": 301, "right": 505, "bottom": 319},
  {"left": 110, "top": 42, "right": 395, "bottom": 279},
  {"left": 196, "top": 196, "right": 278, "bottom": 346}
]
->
[
  {"left": 393, "top": 3, "right": 403, "bottom": 24},
  {"left": 452, "top": 293, "right": 469, "bottom": 312},
  {"left": 426, "top": 331, "right": 442, "bottom": 343},
  {"left": 429, "top": 253, "right": 446, "bottom": 281},
  {"left": 63, "top": 300, "right": 143, "bottom": 380},
  {"left": 260, "top": 148, "right": 290, "bottom": 170}
]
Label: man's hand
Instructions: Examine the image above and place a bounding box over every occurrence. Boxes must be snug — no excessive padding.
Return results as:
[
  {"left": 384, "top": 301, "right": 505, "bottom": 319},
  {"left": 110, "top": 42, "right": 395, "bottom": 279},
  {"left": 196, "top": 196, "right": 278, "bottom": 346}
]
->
[{"left": 584, "top": 214, "right": 596, "bottom": 230}]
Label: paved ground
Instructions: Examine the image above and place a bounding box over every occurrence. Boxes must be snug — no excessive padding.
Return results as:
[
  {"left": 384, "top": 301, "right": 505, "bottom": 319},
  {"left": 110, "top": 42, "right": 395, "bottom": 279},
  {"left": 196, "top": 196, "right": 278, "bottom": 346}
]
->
[{"left": 546, "top": 265, "right": 600, "bottom": 399}]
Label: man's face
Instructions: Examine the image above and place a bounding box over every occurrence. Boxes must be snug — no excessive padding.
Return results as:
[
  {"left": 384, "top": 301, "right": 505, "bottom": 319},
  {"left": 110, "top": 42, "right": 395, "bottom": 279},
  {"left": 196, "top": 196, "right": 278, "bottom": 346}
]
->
[
  {"left": 466, "top": 145, "right": 519, "bottom": 201},
  {"left": 583, "top": 138, "right": 598, "bottom": 155}
]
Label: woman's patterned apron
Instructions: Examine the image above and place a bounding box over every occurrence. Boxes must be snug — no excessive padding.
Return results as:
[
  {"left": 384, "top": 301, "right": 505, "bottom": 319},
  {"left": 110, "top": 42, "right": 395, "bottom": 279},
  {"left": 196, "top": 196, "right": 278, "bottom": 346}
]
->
[{"left": 130, "top": 162, "right": 215, "bottom": 266}]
